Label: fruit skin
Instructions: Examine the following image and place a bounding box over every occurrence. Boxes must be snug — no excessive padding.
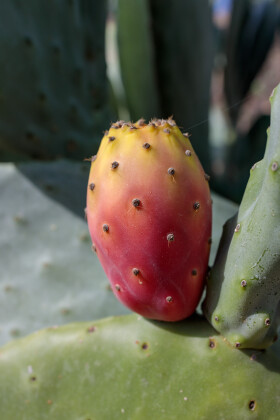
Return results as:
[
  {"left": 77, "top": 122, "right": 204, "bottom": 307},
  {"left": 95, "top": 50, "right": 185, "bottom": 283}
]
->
[
  {"left": 86, "top": 119, "right": 212, "bottom": 321},
  {"left": 203, "top": 85, "right": 280, "bottom": 349},
  {"left": 0, "top": 313, "right": 280, "bottom": 420}
]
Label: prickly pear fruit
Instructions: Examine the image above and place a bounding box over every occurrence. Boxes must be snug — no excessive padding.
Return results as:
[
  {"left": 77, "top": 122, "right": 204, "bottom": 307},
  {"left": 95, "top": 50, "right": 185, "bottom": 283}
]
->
[
  {"left": 203, "top": 85, "right": 280, "bottom": 349},
  {"left": 86, "top": 119, "right": 212, "bottom": 321}
]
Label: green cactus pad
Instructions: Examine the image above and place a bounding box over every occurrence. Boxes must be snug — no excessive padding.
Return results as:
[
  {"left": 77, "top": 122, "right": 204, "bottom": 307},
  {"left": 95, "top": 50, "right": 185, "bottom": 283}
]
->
[
  {"left": 0, "top": 160, "right": 130, "bottom": 346},
  {"left": 117, "top": 0, "right": 160, "bottom": 120},
  {"left": 0, "top": 0, "right": 112, "bottom": 161},
  {"left": 0, "top": 313, "right": 279, "bottom": 419},
  {"left": 204, "top": 84, "right": 280, "bottom": 349}
]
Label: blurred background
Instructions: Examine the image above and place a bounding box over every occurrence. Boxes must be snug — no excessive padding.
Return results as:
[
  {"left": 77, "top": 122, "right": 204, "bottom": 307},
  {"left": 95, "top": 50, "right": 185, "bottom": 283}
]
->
[{"left": 0, "top": 0, "right": 280, "bottom": 344}]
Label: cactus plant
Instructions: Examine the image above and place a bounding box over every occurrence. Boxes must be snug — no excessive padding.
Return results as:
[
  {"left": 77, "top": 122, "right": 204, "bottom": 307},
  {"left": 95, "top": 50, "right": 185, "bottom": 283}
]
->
[
  {"left": 117, "top": 0, "right": 160, "bottom": 121},
  {"left": 203, "top": 84, "right": 280, "bottom": 349},
  {"left": 0, "top": 0, "right": 113, "bottom": 161},
  {"left": 0, "top": 160, "right": 130, "bottom": 346},
  {"left": 117, "top": 0, "right": 214, "bottom": 172},
  {"left": 0, "top": 313, "right": 279, "bottom": 420},
  {"left": 86, "top": 119, "right": 212, "bottom": 321}
]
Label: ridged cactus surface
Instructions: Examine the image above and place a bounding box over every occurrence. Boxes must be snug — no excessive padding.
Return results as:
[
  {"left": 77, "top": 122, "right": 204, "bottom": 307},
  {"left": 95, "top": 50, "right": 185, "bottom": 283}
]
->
[
  {"left": 87, "top": 119, "right": 212, "bottom": 321},
  {"left": 0, "top": 0, "right": 112, "bottom": 161},
  {"left": 204, "top": 85, "right": 280, "bottom": 349},
  {"left": 0, "top": 314, "right": 279, "bottom": 420}
]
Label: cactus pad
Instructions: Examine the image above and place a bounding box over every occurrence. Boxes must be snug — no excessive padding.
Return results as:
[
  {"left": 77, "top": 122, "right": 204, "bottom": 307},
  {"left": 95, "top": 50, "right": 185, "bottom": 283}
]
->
[
  {"left": 204, "top": 84, "right": 280, "bottom": 349},
  {"left": 0, "top": 0, "right": 112, "bottom": 160},
  {"left": 0, "top": 314, "right": 279, "bottom": 419}
]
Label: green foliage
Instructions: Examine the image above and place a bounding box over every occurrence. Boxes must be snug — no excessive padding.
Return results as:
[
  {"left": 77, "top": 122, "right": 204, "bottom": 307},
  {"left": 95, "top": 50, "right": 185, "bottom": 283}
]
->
[
  {"left": 0, "top": 0, "right": 113, "bottom": 161},
  {"left": 204, "top": 84, "right": 280, "bottom": 349},
  {"left": 0, "top": 313, "right": 279, "bottom": 420}
]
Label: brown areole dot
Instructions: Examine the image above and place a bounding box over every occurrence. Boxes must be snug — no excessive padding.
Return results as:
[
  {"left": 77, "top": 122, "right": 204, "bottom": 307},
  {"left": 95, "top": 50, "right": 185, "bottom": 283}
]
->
[
  {"left": 87, "top": 326, "right": 96, "bottom": 333},
  {"left": 166, "top": 296, "right": 173, "bottom": 303},
  {"left": 89, "top": 183, "right": 95, "bottom": 191},
  {"left": 92, "top": 244, "right": 97, "bottom": 253},
  {"left": 241, "top": 280, "right": 247, "bottom": 287},
  {"left": 91, "top": 155, "right": 97, "bottom": 162},
  {"left": 138, "top": 118, "right": 146, "bottom": 126},
  {"left": 108, "top": 136, "right": 115, "bottom": 142},
  {"left": 185, "top": 150, "right": 192, "bottom": 156},
  {"left": 209, "top": 338, "right": 216, "bottom": 348},
  {"left": 271, "top": 161, "right": 278, "bottom": 171},
  {"left": 204, "top": 173, "right": 210, "bottom": 181},
  {"left": 143, "top": 142, "right": 151, "bottom": 149},
  {"left": 111, "top": 161, "right": 119, "bottom": 169},
  {"left": 193, "top": 202, "right": 200, "bottom": 211},
  {"left": 168, "top": 167, "right": 175, "bottom": 176},
  {"left": 167, "top": 118, "right": 176, "bottom": 126},
  {"left": 132, "top": 268, "right": 140, "bottom": 276},
  {"left": 167, "top": 233, "right": 174, "bottom": 242},
  {"left": 235, "top": 342, "right": 241, "bottom": 348},
  {"left": 191, "top": 269, "right": 197, "bottom": 276},
  {"left": 116, "top": 120, "right": 125, "bottom": 128},
  {"left": 249, "top": 400, "right": 256, "bottom": 411},
  {"left": 163, "top": 128, "right": 170, "bottom": 134},
  {"left": 102, "top": 224, "right": 109, "bottom": 232},
  {"left": 183, "top": 132, "right": 189, "bottom": 137},
  {"left": 265, "top": 318, "right": 271, "bottom": 326},
  {"left": 115, "top": 284, "right": 121, "bottom": 292},
  {"left": 111, "top": 122, "right": 121, "bottom": 129},
  {"left": 214, "top": 315, "right": 219, "bottom": 322},
  {"left": 132, "top": 198, "right": 141, "bottom": 208}
]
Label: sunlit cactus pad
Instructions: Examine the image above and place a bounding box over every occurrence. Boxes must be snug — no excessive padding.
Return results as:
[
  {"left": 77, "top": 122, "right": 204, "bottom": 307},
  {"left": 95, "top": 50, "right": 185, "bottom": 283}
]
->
[{"left": 0, "top": 314, "right": 279, "bottom": 420}]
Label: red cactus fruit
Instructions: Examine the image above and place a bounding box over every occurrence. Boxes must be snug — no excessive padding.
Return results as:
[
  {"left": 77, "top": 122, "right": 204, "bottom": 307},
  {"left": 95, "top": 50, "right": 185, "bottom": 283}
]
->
[{"left": 86, "top": 119, "right": 212, "bottom": 321}]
